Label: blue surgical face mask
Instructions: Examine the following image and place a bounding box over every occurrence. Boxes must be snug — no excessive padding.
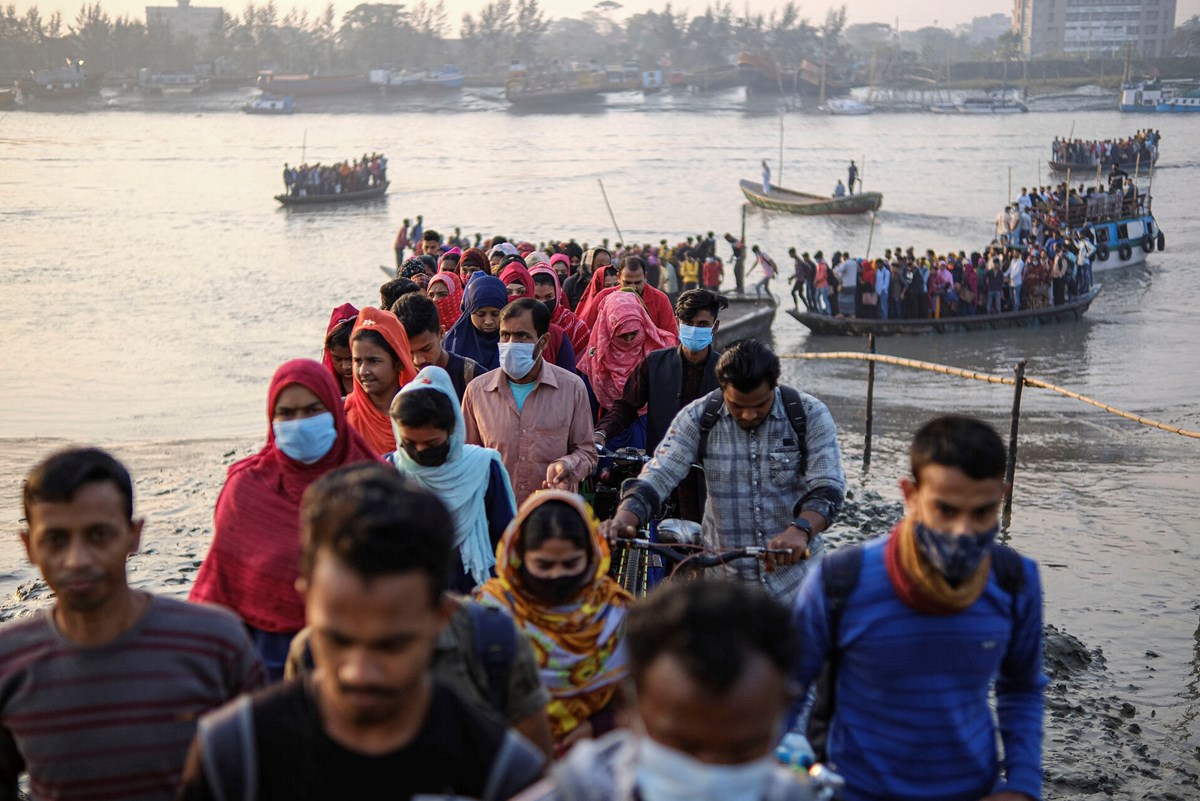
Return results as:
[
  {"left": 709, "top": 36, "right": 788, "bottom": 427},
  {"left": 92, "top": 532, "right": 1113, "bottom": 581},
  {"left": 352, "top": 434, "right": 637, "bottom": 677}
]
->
[
  {"left": 678, "top": 323, "right": 714, "bottom": 353},
  {"left": 635, "top": 735, "right": 775, "bottom": 801},
  {"left": 273, "top": 412, "right": 337, "bottom": 464},
  {"left": 914, "top": 521, "right": 1000, "bottom": 586},
  {"left": 499, "top": 341, "right": 538, "bottom": 380}
]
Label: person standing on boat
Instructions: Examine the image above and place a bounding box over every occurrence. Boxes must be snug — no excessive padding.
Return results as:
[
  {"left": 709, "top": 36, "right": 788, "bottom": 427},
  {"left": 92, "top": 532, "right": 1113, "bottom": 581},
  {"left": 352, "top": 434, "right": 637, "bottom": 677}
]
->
[
  {"left": 874, "top": 258, "right": 892, "bottom": 321},
  {"left": 762, "top": 159, "right": 771, "bottom": 194},
  {"left": 1006, "top": 250, "right": 1026, "bottom": 312},
  {"left": 847, "top": 160, "right": 859, "bottom": 194},
  {"left": 811, "top": 252, "right": 831, "bottom": 316}
]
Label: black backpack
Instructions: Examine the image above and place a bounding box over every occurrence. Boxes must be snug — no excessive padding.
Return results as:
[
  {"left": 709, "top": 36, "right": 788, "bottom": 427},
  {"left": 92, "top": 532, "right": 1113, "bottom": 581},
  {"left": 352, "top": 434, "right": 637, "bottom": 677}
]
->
[
  {"left": 696, "top": 385, "right": 808, "bottom": 475},
  {"left": 805, "top": 542, "right": 1026, "bottom": 764}
]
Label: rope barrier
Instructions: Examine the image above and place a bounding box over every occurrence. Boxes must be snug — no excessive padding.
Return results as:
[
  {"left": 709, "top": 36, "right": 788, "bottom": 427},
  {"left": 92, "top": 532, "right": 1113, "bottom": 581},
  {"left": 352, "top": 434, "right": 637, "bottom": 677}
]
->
[{"left": 779, "top": 352, "right": 1200, "bottom": 441}]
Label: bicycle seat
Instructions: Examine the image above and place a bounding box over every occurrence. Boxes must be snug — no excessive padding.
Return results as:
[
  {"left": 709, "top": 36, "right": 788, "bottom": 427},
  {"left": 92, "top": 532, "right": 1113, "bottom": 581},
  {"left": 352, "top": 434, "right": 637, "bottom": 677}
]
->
[{"left": 657, "top": 518, "right": 702, "bottom": 546}]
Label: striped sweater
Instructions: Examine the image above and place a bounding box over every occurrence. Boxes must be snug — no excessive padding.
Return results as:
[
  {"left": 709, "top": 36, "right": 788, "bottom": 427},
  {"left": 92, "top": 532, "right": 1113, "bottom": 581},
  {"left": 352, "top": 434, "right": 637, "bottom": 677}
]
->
[
  {"left": 792, "top": 536, "right": 1046, "bottom": 801},
  {"left": 0, "top": 595, "right": 263, "bottom": 801}
]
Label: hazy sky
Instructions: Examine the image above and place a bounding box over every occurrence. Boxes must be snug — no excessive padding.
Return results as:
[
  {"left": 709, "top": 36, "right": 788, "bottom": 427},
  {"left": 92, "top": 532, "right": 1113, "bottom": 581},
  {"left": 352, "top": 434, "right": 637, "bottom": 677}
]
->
[{"left": 26, "top": 0, "right": 1196, "bottom": 33}]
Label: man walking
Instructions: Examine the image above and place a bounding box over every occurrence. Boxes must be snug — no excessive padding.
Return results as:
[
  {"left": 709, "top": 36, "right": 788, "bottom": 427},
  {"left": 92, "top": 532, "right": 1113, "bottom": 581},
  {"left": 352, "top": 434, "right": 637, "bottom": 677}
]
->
[
  {"left": 792, "top": 416, "right": 1045, "bottom": 801},
  {"left": 2, "top": 448, "right": 263, "bottom": 801},
  {"left": 603, "top": 339, "right": 845, "bottom": 601},
  {"left": 462, "top": 298, "right": 597, "bottom": 503},
  {"left": 180, "top": 464, "right": 544, "bottom": 800}
]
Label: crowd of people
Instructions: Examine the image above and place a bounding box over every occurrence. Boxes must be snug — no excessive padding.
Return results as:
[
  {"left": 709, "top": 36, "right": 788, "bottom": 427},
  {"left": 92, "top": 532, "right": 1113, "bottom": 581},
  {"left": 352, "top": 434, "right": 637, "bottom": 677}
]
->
[
  {"left": 281, "top": 153, "right": 388, "bottom": 197},
  {"left": 1050, "top": 129, "right": 1160, "bottom": 168},
  {"left": 783, "top": 173, "right": 1154, "bottom": 321},
  {"left": 2, "top": 220, "right": 1048, "bottom": 801}
]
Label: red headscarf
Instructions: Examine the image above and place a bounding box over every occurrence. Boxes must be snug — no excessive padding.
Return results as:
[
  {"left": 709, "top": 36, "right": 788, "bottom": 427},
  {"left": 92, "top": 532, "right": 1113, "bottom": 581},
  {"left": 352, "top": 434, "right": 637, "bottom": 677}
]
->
[
  {"left": 428, "top": 272, "right": 463, "bottom": 331},
  {"left": 499, "top": 262, "right": 534, "bottom": 299},
  {"left": 579, "top": 291, "right": 673, "bottom": 411},
  {"left": 344, "top": 306, "right": 419, "bottom": 455},
  {"left": 530, "top": 265, "right": 590, "bottom": 355},
  {"left": 320, "top": 302, "right": 359, "bottom": 392},
  {"left": 189, "top": 359, "right": 378, "bottom": 633}
]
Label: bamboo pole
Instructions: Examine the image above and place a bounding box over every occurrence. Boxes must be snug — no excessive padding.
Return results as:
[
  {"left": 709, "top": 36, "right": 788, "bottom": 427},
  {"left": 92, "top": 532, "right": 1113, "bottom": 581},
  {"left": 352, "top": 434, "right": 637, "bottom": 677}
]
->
[
  {"left": 1003, "top": 359, "right": 1027, "bottom": 526},
  {"left": 598, "top": 179, "right": 625, "bottom": 244},
  {"left": 863, "top": 333, "right": 876, "bottom": 472}
]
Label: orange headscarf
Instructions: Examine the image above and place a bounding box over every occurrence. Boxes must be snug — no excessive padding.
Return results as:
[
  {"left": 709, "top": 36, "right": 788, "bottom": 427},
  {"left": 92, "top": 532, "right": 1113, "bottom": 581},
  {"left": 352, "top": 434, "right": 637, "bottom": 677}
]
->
[
  {"left": 343, "top": 306, "right": 418, "bottom": 455},
  {"left": 476, "top": 490, "right": 633, "bottom": 740}
]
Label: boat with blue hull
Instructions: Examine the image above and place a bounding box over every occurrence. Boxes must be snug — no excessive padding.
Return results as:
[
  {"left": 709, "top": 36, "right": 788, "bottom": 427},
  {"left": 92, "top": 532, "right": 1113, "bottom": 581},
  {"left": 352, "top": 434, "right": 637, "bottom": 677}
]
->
[{"left": 1119, "top": 80, "right": 1200, "bottom": 113}]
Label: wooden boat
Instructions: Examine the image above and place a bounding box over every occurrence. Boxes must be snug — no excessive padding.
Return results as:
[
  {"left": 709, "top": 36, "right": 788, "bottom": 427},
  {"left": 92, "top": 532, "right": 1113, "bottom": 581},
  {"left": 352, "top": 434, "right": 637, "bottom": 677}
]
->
[
  {"left": 505, "top": 74, "right": 606, "bottom": 108},
  {"left": 275, "top": 181, "right": 389, "bottom": 207},
  {"left": 740, "top": 179, "right": 882, "bottom": 216},
  {"left": 787, "top": 286, "right": 1101, "bottom": 336},
  {"left": 714, "top": 293, "right": 777, "bottom": 347}
]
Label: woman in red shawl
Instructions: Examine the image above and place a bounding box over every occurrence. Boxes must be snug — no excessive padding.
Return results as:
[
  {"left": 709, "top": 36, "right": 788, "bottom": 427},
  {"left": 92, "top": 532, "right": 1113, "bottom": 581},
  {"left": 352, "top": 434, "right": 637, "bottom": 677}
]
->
[
  {"left": 345, "top": 306, "right": 419, "bottom": 454},
  {"left": 427, "top": 272, "right": 463, "bottom": 330},
  {"left": 321, "top": 302, "right": 358, "bottom": 396},
  {"left": 578, "top": 291, "right": 674, "bottom": 450},
  {"left": 189, "top": 359, "right": 377, "bottom": 681},
  {"left": 531, "top": 262, "right": 591, "bottom": 356},
  {"left": 500, "top": 261, "right": 579, "bottom": 374}
]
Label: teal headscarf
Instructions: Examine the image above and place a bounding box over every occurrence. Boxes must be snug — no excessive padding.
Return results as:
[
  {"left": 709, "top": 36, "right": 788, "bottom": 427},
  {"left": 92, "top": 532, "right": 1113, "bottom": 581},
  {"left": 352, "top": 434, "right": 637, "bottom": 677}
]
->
[{"left": 390, "top": 366, "right": 515, "bottom": 587}]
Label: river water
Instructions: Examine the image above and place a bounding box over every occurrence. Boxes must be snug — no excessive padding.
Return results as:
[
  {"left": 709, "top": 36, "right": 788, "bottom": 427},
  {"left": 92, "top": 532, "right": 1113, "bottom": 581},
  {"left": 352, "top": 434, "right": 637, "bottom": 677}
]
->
[{"left": 0, "top": 87, "right": 1197, "bottom": 797}]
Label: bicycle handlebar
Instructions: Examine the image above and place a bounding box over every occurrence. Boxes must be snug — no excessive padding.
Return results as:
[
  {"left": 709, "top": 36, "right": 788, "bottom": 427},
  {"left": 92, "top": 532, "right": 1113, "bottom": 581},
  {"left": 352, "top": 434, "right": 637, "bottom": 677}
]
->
[{"left": 617, "top": 538, "right": 793, "bottom": 569}]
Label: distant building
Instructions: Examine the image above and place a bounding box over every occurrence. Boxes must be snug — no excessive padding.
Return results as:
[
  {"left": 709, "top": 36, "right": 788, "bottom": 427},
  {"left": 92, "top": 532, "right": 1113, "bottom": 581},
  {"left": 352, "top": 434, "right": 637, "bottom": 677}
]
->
[
  {"left": 145, "top": 0, "right": 222, "bottom": 41},
  {"left": 1013, "top": 0, "right": 1177, "bottom": 58},
  {"left": 960, "top": 13, "right": 1014, "bottom": 44}
]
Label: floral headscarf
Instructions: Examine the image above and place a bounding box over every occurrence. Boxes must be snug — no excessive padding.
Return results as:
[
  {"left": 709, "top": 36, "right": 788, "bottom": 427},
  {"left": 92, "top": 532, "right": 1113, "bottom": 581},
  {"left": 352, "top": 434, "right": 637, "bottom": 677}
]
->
[{"left": 476, "top": 490, "right": 633, "bottom": 739}]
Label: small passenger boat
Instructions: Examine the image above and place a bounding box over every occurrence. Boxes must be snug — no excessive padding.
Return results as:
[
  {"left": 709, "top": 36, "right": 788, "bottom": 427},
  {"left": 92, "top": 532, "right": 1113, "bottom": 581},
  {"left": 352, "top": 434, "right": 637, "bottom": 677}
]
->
[
  {"left": 787, "top": 286, "right": 1101, "bottom": 337},
  {"left": 275, "top": 181, "right": 389, "bottom": 207},
  {"left": 244, "top": 94, "right": 295, "bottom": 114},
  {"left": 740, "top": 179, "right": 882, "bottom": 216},
  {"left": 818, "top": 98, "right": 874, "bottom": 115},
  {"left": 929, "top": 94, "right": 1027, "bottom": 114}
]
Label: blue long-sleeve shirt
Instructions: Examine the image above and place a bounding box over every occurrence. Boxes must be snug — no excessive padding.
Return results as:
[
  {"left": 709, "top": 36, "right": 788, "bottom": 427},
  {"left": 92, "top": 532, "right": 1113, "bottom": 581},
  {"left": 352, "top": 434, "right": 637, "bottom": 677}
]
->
[{"left": 792, "top": 536, "right": 1046, "bottom": 801}]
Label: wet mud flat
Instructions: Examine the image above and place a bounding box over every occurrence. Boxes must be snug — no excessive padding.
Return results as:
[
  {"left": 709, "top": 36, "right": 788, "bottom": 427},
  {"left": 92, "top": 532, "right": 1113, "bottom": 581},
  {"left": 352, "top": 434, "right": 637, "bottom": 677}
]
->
[{"left": 1, "top": 442, "right": 1195, "bottom": 799}]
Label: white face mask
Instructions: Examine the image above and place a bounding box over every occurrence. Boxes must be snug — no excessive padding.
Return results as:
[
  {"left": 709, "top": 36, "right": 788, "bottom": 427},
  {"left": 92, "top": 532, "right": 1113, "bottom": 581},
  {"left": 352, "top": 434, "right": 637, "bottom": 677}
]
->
[
  {"left": 634, "top": 735, "right": 775, "bottom": 801},
  {"left": 499, "top": 340, "right": 538, "bottom": 380}
]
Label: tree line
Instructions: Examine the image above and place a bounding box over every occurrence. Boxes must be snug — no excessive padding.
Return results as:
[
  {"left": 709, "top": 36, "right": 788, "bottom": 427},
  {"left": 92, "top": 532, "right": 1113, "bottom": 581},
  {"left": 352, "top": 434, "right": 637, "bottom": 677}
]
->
[{"left": 8, "top": 0, "right": 1176, "bottom": 81}]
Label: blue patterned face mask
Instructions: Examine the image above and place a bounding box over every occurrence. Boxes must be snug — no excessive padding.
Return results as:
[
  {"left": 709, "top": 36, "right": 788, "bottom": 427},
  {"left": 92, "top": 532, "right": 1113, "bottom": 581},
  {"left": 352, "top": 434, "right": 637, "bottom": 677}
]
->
[
  {"left": 914, "top": 521, "right": 1000, "bottom": 585},
  {"left": 273, "top": 413, "right": 337, "bottom": 464},
  {"left": 678, "top": 323, "right": 714, "bottom": 352}
]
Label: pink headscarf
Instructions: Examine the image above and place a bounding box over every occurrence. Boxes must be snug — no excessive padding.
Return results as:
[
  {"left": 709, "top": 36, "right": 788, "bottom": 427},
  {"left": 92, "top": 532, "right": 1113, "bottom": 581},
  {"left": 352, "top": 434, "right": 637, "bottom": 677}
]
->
[
  {"left": 578, "top": 291, "right": 672, "bottom": 411},
  {"left": 428, "top": 271, "right": 464, "bottom": 330}
]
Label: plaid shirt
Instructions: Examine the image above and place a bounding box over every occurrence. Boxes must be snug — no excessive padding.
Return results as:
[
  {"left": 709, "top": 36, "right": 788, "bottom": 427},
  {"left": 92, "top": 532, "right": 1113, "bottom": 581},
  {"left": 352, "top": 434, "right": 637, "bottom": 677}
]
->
[{"left": 621, "top": 386, "right": 845, "bottom": 601}]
